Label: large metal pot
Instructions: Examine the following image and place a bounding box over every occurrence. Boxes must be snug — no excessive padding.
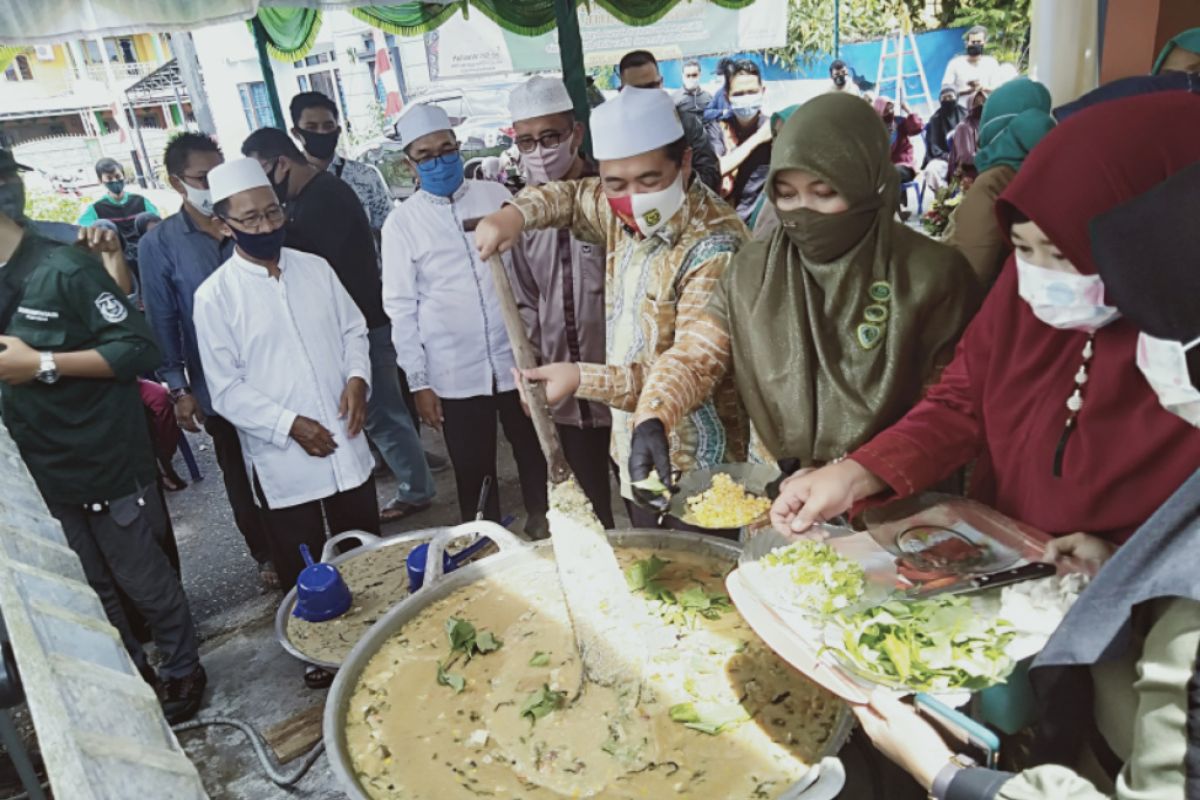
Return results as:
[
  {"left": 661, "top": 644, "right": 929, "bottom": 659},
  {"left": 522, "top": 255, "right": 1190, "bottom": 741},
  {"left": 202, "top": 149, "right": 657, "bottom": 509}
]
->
[
  {"left": 275, "top": 527, "right": 492, "bottom": 669},
  {"left": 324, "top": 522, "right": 852, "bottom": 799}
]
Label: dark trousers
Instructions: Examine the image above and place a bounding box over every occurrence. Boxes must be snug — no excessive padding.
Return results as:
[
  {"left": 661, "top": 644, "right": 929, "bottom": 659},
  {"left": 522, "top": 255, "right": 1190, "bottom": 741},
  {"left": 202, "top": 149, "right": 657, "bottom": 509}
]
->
[
  {"left": 205, "top": 415, "right": 272, "bottom": 564},
  {"left": 253, "top": 475, "right": 381, "bottom": 591},
  {"left": 441, "top": 391, "right": 548, "bottom": 526},
  {"left": 48, "top": 485, "right": 200, "bottom": 679},
  {"left": 559, "top": 424, "right": 614, "bottom": 529}
]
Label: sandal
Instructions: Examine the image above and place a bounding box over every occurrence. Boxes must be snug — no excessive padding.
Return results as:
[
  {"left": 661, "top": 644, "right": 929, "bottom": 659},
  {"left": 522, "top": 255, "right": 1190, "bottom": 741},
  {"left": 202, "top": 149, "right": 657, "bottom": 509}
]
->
[
  {"left": 304, "top": 664, "right": 336, "bottom": 689},
  {"left": 258, "top": 560, "right": 281, "bottom": 590}
]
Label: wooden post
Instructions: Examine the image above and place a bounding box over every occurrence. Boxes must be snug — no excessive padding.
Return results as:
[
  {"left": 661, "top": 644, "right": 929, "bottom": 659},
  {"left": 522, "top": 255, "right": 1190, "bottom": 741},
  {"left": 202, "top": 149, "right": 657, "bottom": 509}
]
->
[{"left": 486, "top": 254, "right": 572, "bottom": 484}]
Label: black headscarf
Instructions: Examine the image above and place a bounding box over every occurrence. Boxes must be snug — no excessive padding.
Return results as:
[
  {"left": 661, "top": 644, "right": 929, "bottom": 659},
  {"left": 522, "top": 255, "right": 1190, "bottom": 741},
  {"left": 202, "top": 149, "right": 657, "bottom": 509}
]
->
[{"left": 923, "top": 94, "right": 966, "bottom": 165}]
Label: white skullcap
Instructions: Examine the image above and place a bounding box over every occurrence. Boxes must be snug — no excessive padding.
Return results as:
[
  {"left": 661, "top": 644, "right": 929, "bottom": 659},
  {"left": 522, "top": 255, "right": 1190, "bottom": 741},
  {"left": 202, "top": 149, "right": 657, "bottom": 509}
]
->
[
  {"left": 590, "top": 87, "right": 684, "bottom": 161},
  {"left": 395, "top": 102, "right": 452, "bottom": 149},
  {"left": 208, "top": 157, "right": 271, "bottom": 204},
  {"left": 508, "top": 75, "right": 574, "bottom": 122}
]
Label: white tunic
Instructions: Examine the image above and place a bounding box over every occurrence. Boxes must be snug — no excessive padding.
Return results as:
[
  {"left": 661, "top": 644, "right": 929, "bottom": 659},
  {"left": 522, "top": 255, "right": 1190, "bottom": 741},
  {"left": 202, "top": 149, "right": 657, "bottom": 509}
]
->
[
  {"left": 381, "top": 181, "right": 517, "bottom": 399},
  {"left": 941, "top": 54, "right": 1002, "bottom": 100},
  {"left": 194, "top": 247, "right": 373, "bottom": 509}
]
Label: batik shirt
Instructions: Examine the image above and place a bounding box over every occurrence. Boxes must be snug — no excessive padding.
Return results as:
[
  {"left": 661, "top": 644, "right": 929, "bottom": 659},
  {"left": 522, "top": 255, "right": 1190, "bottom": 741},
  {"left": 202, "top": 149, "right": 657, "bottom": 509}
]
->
[
  {"left": 510, "top": 178, "right": 749, "bottom": 497},
  {"left": 328, "top": 156, "right": 394, "bottom": 233}
]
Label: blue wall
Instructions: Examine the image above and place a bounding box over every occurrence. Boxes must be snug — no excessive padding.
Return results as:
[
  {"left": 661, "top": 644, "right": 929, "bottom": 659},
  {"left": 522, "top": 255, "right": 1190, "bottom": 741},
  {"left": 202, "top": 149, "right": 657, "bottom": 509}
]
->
[{"left": 630, "top": 26, "right": 970, "bottom": 104}]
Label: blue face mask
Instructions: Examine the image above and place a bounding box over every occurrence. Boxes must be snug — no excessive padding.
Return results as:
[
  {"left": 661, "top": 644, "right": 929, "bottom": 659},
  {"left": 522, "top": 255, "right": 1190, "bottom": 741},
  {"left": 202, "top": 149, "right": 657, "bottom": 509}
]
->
[{"left": 416, "top": 152, "right": 465, "bottom": 197}]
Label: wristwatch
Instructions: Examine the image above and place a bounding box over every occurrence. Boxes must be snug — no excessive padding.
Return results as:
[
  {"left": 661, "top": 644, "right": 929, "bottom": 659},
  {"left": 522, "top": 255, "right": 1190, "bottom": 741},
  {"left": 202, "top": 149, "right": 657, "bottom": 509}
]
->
[
  {"left": 35, "top": 352, "right": 59, "bottom": 384},
  {"left": 169, "top": 386, "right": 192, "bottom": 402},
  {"left": 930, "top": 753, "right": 977, "bottom": 800}
]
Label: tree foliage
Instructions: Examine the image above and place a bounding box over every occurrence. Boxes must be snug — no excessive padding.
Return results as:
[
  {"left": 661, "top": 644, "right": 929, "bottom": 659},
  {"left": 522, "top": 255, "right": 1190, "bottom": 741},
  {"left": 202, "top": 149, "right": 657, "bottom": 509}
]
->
[{"left": 768, "top": 0, "right": 1030, "bottom": 70}]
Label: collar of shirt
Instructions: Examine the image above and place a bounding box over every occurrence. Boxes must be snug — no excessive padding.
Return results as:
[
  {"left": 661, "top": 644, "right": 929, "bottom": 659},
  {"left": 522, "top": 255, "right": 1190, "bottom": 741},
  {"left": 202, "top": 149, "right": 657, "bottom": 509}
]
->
[
  {"left": 416, "top": 181, "right": 470, "bottom": 205},
  {"left": 230, "top": 249, "right": 288, "bottom": 278}
]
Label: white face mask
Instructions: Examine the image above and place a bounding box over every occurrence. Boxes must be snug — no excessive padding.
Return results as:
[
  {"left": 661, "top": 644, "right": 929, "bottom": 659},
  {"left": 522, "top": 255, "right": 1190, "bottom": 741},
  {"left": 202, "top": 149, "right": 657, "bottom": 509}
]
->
[
  {"left": 605, "top": 172, "right": 686, "bottom": 239},
  {"left": 1137, "top": 332, "right": 1200, "bottom": 427},
  {"left": 683, "top": 76, "right": 700, "bottom": 91},
  {"left": 182, "top": 180, "right": 214, "bottom": 217},
  {"left": 1015, "top": 256, "right": 1121, "bottom": 332},
  {"left": 730, "top": 92, "right": 764, "bottom": 120}
]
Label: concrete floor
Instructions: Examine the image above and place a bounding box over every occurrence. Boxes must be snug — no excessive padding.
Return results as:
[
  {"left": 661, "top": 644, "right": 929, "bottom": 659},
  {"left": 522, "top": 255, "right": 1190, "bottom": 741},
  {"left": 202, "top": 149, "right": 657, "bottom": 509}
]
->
[{"left": 169, "top": 424, "right": 627, "bottom": 799}]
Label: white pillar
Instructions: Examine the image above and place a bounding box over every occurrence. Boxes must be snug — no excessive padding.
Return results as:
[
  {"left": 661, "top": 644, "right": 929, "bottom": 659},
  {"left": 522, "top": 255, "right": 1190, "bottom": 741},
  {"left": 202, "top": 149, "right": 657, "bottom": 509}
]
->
[{"left": 1029, "top": 0, "right": 1099, "bottom": 106}]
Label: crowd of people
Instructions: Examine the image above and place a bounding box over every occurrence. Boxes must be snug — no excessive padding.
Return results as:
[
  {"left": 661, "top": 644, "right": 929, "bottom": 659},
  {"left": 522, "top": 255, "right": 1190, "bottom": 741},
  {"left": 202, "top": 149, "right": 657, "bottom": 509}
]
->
[{"left": 0, "top": 24, "right": 1198, "bottom": 799}]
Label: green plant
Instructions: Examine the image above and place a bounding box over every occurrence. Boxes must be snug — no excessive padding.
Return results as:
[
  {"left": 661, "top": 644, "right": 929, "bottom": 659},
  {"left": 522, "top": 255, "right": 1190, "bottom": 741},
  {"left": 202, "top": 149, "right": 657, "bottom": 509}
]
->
[
  {"left": 345, "top": 100, "right": 388, "bottom": 151},
  {"left": 26, "top": 188, "right": 86, "bottom": 224},
  {"left": 767, "top": 0, "right": 928, "bottom": 69}
]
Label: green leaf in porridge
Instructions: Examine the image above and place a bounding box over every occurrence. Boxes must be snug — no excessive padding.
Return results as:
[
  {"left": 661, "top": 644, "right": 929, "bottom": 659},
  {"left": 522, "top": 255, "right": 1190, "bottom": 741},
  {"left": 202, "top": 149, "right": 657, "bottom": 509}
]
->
[
  {"left": 528, "top": 651, "right": 551, "bottom": 667},
  {"left": 669, "top": 701, "right": 751, "bottom": 735},
  {"left": 443, "top": 616, "right": 502, "bottom": 661},
  {"left": 436, "top": 661, "right": 465, "bottom": 694},
  {"left": 761, "top": 540, "right": 866, "bottom": 613},
  {"left": 474, "top": 630, "right": 502, "bottom": 653},
  {"left": 520, "top": 684, "right": 567, "bottom": 724},
  {"left": 625, "top": 555, "right": 667, "bottom": 591}
]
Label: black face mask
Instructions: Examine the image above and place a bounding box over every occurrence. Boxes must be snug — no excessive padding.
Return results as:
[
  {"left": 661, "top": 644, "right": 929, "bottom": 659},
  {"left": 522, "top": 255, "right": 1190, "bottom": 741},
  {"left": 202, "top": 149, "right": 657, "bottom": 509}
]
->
[
  {"left": 105, "top": 179, "right": 125, "bottom": 196},
  {"left": 967, "top": 43, "right": 984, "bottom": 57},
  {"left": 266, "top": 161, "right": 290, "bottom": 202},
  {"left": 832, "top": 74, "right": 847, "bottom": 87},
  {"left": 228, "top": 224, "right": 287, "bottom": 262},
  {"left": 299, "top": 128, "right": 340, "bottom": 161},
  {"left": 941, "top": 98, "right": 958, "bottom": 110}
]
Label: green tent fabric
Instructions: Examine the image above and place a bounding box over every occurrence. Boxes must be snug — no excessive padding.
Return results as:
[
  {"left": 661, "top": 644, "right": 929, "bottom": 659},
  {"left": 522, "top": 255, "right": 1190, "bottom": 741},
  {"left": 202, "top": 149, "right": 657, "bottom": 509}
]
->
[
  {"left": 250, "top": 8, "right": 322, "bottom": 60},
  {"left": 256, "top": 0, "right": 760, "bottom": 58},
  {"left": 0, "top": 45, "right": 25, "bottom": 74}
]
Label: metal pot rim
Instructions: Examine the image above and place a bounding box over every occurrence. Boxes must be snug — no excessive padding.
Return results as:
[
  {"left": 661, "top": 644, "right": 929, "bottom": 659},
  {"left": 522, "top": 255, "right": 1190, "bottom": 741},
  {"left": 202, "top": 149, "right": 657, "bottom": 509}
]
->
[{"left": 322, "top": 529, "right": 852, "bottom": 800}]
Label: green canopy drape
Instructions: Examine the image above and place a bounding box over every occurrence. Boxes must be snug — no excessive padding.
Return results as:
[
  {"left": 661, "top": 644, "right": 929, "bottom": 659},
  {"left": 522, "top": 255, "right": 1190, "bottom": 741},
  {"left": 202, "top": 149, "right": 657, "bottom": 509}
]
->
[
  {"left": 255, "top": 0, "right": 759, "bottom": 60},
  {"left": 0, "top": 45, "right": 26, "bottom": 74}
]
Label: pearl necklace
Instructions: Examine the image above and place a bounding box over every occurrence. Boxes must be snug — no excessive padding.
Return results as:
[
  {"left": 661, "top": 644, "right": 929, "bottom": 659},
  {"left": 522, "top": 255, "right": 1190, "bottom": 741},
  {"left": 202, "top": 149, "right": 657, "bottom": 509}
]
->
[{"left": 1054, "top": 334, "right": 1094, "bottom": 477}]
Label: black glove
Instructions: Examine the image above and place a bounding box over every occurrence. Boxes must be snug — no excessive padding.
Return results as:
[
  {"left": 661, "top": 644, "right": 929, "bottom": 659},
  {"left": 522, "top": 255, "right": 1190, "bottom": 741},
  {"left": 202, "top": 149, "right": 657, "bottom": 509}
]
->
[{"left": 629, "top": 418, "right": 673, "bottom": 487}]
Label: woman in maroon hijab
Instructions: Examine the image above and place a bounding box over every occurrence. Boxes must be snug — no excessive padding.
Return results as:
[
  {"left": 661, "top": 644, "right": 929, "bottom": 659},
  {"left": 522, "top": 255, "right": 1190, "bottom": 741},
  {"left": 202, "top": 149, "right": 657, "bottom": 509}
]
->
[{"left": 771, "top": 91, "right": 1200, "bottom": 550}]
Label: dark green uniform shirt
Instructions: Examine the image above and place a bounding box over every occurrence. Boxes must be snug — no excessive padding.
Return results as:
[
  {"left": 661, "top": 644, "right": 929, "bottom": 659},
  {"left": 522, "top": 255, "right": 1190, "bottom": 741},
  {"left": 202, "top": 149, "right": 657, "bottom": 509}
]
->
[{"left": 0, "top": 231, "right": 161, "bottom": 505}]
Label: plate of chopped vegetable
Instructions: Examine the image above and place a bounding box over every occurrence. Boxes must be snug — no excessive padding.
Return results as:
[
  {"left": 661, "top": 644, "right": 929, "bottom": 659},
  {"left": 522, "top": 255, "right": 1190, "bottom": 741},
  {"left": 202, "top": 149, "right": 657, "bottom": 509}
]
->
[{"left": 669, "top": 463, "right": 780, "bottom": 530}]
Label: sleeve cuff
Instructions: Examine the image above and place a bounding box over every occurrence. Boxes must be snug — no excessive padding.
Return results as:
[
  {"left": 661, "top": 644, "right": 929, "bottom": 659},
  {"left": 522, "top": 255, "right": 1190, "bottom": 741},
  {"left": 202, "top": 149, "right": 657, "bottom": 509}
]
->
[
  {"left": 945, "top": 768, "right": 1015, "bottom": 800},
  {"left": 504, "top": 198, "right": 535, "bottom": 226},
  {"left": 348, "top": 368, "right": 372, "bottom": 401},
  {"left": 575, "top": 362, "right": 609, "bottom": 404},
  {"left": 94, "top": 340, "right": 157, "bottom": 383},
  {"left": 273, "top": 409, "right": 298, "bottom": 449},
  {"left": 406, "top": 370, "right": 430, "bottom": 393},
  {"left": 161, "top": 369, "right": 189, "bottom": 391}
]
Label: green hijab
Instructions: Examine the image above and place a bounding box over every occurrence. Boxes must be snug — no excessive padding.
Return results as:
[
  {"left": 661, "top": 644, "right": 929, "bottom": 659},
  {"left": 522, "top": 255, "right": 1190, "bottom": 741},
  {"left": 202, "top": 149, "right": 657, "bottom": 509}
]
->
[
  {"left": 1152, "top": 26, "right": 1200, "bottom": 74},
  {"left": 715, "top": 92, "right": 982, "bottom": 465},
  {"left": 974, "top": 77, "right": 1056, "bottom": 174}
]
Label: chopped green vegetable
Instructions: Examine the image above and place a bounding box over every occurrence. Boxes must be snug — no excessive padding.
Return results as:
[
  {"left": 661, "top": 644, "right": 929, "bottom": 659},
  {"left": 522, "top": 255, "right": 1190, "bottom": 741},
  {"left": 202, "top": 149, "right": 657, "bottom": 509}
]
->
[
  {"left": 625, "top": 556, "right": 730, "bottom": 626},
  {"left": 520, "top": 684, "right": 567, "bottom": 724},
  {"left": 829, "top": 596, "right": 1015, "bottom": 692},
  {"left": 625, "top": 555, "right": 667, "bottom": 591},
  {"left": 669, "top": 701, "right": 750, "bottom": 735},
  {"left": 761, "top": 540, "right": 866, "bottom": 614},
  {"left": 631, "top": 471, "right": 668, "bottom": 495},
  {"left": 528, "top": 651, "right": 551, "bottom": 668},
  {"left": 436, "top": 661, "right": 465, "bottom": 693},
  {"left": 443, "top": 616, "right": 502, "bottom": 661}
]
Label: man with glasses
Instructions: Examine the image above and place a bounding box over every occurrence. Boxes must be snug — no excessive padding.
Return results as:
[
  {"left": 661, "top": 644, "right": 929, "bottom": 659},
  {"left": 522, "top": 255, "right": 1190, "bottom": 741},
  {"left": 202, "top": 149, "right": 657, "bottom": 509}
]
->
[
  {"left": 505, "top": 76, "right": 613, "bottom": 527},
  {"left": 194, "top": 159, "right": 378, "bottom": 688},
  {"left": 241, "top": 127, "right": 435, "bottom": 525},
  {"left": 381, "top": 103, "right": 548, "bottom": 535},
  {"left": 673, "top": 60, "right": 712, "bottom": 119},
  {"left": 618, "top": 50, "right": 721, "bottom": 191},
  {"left": 138, "top": 133, "right": 280, "bottom": 587}
]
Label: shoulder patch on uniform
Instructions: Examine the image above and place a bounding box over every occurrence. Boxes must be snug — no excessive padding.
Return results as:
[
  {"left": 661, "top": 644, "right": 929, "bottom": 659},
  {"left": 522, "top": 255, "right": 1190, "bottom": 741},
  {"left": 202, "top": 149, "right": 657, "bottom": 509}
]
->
[{"left": 94, "top": 292, "right": 128, "bottom": 323}]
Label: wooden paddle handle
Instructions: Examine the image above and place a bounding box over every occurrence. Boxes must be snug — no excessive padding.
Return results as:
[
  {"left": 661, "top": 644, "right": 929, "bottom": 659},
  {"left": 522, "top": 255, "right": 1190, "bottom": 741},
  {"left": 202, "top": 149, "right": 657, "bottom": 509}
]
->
[{"left": 487, "top": 254, "right": 573, "bottom": 483}]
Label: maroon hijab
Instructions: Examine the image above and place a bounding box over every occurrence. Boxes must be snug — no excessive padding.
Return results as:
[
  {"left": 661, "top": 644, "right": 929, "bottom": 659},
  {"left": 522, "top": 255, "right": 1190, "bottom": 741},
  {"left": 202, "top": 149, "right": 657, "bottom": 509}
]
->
[{"left": 965, "top": 91, "right": 1200, "bottom": 541}]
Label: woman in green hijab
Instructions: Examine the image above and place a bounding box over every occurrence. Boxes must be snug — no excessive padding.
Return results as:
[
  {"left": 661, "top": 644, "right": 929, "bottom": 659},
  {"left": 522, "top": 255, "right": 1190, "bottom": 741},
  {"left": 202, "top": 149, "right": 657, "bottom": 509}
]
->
[
  {"left": 633, "top": 92, "right": 982, "bottom": 473},
  {"left": 945, "top": 77, "right": 1055, "bottom": 284},
  {"left": 1153, "top": 26, "right": 1200, "bottom": 74}
]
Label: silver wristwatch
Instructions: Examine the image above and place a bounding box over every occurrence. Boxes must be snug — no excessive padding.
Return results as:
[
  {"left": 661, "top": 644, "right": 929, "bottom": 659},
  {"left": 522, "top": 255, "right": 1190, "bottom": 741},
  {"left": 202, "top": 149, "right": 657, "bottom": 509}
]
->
[{"left": 35, "top": 351, "right": 60, "bottom": 384}]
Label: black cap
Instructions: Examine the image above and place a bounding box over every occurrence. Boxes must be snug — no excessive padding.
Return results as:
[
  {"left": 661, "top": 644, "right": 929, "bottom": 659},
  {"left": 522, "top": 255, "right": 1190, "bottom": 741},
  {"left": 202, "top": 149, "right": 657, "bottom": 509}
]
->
[{"left": 0, "top": 148, "right": 31, "bottom": 175}]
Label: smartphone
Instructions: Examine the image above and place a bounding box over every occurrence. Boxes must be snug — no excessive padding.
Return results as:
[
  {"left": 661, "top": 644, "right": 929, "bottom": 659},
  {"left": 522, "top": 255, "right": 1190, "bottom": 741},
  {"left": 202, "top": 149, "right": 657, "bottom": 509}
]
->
[{"left": 913, "top": 693, "right": 1000, "bottom": 768}]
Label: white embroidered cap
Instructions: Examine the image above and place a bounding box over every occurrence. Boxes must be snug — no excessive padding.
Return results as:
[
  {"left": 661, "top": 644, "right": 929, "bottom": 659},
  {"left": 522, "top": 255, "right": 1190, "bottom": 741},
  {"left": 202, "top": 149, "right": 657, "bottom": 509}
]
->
[
  {"left": 208, "top": 157, "right": 271, "bottom": 205},
  {"left": 590, "top": 87, "right": 684, "bottom": 161},
  {"left": 395, "top": 102, "right": 452, "bottom": 149},
  {"left": 508, "top": 75, "right": 575, "bottom": 122}
]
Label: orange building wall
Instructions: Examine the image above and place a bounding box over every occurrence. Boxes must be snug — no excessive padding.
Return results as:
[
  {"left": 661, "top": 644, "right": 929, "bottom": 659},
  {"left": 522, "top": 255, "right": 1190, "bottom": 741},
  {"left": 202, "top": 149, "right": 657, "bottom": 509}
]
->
[{"left": 1101, "top": 0, "right": 1200, "bottom": 81}]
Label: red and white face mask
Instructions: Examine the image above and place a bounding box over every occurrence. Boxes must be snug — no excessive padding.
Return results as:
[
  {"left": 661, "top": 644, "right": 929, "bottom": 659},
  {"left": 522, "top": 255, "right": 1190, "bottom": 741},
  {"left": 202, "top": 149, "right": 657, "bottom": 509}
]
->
[{"left": 606, "top": 173, "right": 686, "bottom": 238}]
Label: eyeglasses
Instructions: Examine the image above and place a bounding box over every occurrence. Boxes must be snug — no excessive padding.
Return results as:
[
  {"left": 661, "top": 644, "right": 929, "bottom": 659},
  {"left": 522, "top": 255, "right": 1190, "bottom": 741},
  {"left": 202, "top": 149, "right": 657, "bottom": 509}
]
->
[
  {"left": 411, "top": 145, "right": 460, "bottom": 167},
  {"left": 178, "top": 172, "right": 211, "bottom": 189},
  {"left": 684, "top": 72, "right": 700, "bottom": 79},
  {"left": 514, "top": 128, "right": 573, "bottom": 154},
  {"left": 223, "top": 205, "right": 285, "bottom": 230}
]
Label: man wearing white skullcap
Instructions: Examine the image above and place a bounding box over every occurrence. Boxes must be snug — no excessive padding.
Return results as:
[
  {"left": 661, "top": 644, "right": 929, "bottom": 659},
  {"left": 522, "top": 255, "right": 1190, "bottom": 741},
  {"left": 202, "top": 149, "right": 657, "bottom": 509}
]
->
[
  {"left": 381, "top": 103, "right": 549, "bottom": 535},
  {"left": 195, "top": 159, "right": 380, "bottom": 687},
  {"left": 477, "top": 87, "right": 749, "bottom": 530},
  {"left": 504, "top": 76, "right": 613, "bottom": 527}
]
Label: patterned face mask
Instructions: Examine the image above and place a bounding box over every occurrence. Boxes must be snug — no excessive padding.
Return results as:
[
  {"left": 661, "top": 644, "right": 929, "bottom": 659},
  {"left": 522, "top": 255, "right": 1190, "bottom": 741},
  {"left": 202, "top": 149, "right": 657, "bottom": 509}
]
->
[
  {"left": 1015, "top": 256, "right": 1121, "bottom": 332},
  {"left": 1137, "top": 332, "right": 1200, "bottom": 427},
  {"left": 605, "top": 173, "right": 685, "bottom": 238}
]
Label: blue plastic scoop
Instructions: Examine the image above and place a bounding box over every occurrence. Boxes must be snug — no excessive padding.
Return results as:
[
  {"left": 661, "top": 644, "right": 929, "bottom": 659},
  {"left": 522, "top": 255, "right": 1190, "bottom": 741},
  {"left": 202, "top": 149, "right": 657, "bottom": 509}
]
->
[{"left": 292, "top": 543, "right": 353, "bottom": 622}]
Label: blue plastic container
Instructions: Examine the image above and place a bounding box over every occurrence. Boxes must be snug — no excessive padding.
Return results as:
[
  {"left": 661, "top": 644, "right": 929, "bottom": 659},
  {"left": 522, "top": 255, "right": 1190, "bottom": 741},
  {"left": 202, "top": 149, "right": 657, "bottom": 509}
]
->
[{"left": 292, "top": 544, "right": 353, "bottom": 622}]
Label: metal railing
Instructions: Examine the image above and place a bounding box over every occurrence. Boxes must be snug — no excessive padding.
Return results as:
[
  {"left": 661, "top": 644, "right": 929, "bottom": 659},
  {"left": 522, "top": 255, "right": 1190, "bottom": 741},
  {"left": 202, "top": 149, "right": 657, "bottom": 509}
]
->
[{"left": 71, "top": 60, "right": 158, "bottom": 85}]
